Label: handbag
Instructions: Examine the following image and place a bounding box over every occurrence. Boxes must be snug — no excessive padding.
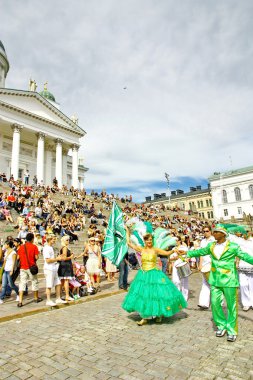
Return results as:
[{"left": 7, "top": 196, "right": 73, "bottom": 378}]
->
[
  {"left": 24, "top": 243, "right": 38, "bottom": 275},
  {"left": 0, "top": 265, "right": 4, "bottom": 284}
]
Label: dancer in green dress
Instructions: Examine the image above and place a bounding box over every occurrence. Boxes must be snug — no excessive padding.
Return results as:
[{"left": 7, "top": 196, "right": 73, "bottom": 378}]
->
[
  {"left": 122, "top": 231, "right": 187, "bottom": 326},
  {"left": 187, "top": 225, "right": 253, "bottom": 342}
]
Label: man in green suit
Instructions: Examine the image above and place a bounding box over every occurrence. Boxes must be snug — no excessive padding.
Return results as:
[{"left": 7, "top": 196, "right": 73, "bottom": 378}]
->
[{"left": 187, "top": 225, "right": 253, "bottom": 342}]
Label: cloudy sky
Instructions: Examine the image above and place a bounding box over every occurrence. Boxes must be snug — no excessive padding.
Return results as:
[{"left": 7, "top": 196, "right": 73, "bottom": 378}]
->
[{"left": 1, "top": 0, "right": 253, "bottom": 201}]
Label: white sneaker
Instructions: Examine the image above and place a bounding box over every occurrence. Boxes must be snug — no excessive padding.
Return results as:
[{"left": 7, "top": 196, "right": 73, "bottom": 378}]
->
[
  {"left": 55, "top": 298, "right": 67, "bottom": 304},
  {"left": 243, "top": 306, "right": 250, "bottom": 311},
  {"left": 0, "top": 299, "right": 3, "bottom": 304},
  {"left": 46, "top": 300, "right": 56, "bottom": 307},
  {"left": 16, "top": 296, "right": 20, "bottom": 302},
  {"left": 66, "top": 296, "right": 74, "bottom": 301}
]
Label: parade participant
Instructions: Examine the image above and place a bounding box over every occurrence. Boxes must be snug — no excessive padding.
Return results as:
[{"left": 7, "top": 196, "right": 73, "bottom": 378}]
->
[
  {"left": 198, "top": 226, "right": 215, "bottom": 309},
  {"left": 122, "top": 230, "right": 187, "bottom": 326},
  {"left": 187, "top": 225, "right": 253, "bottom": 342},
  {"left": 171, "top": 245, "right": 189, "bottom": 302},
  {"left": 228, "top": 228, "right": 253, "bottom": 312},
  {"left": 238, "top": 234, "right": 253, "bottom": 311}
]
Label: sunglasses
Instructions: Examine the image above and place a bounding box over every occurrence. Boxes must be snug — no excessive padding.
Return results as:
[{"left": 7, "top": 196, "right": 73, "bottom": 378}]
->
[{"left": 203, "top": 230, "right": 210, "bottom": 233}]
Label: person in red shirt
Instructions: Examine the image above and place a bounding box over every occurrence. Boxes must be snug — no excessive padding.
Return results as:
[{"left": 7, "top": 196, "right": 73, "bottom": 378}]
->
[
  {"left": 17, "top": 233, "right": 42, "bottom": 307},
  {"left": 7, "top": 193, "right": 16, "bottom": 207}
]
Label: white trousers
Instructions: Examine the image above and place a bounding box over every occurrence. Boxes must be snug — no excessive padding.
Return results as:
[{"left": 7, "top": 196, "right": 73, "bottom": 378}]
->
[
  {"left": 172, "top": 267, "right": 189, "bottom": 301},
  {"left": 239, "top": 272, "right": 253, "bottom": 307},
  {"left": 198, "top": 274, "right": 210, "bottom": 308}
]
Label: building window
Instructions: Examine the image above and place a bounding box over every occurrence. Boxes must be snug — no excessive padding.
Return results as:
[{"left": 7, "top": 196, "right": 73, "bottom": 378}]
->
[
  {"left": 222, "top": 190, "right": 228, "bottom": 203},
  {"left": 206, "top": 199, "right": 209, "bottom": 207},
  {"left": 249, "top": 185, "right": 253, "bottom": 199},
  {"left": 209, "top": 199, "right": 212, "bottom": 207},
  {"left": 224, "top": 209, "right": 228, "bottom": 216},
  {"left": 207, "top": 211, "right": 210, "bottom": 219},
  {"left": 238, "top": 207, "right": 242, "bottom": 215},
  {"left": 197, "top": 201, "right": 200, "bottom": 208},
  {"left": 210, "top": 211, "right": 213, "bottom": 218},
  {"left": 202, "top": 212, "right": 205, "bottom": 218},
  {"left": 200, "top": 200, "right": 203, "bottom": 208},
  {"left": 234, "top": 187, "right": 241, "bottom": 201}
]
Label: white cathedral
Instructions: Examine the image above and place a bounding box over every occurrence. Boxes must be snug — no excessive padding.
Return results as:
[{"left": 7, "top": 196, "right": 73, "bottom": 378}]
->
[{"left": 0, "top": 40, "right": 87, "bottom": 189}]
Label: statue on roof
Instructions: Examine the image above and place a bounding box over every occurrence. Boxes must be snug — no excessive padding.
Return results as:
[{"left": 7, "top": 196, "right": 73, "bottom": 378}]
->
[
  {"left": 29, "top": 78, "right": 37, "bottom": 92},
  {"left": 71, "top": 115, "right": 79, "bottom": 124},
  {"left": 44, "top": 81, "right": 48, "bottom": 91}
]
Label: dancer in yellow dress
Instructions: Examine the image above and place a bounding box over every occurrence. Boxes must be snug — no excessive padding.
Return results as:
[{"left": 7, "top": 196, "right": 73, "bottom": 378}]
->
[{"left": 122, "top": 231, "right": 187, "bottom": 325}]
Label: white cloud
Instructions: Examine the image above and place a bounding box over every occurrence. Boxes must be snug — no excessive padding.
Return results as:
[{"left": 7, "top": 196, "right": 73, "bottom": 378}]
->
[{"left": 1, "top": 0, "right": 253, "bottom": 199}]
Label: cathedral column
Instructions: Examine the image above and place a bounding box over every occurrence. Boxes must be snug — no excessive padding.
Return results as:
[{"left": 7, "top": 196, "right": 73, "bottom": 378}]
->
[
  {"left": 45, "top": 146, "right": 53, "bottom": 186},
  {"left": 55, "top": 139, "right": 63, "bottom": 188},
  {"left": 11, "top": 124, "right": 22, "bottom": 180},
  {"left": 72, "top": 144, "right": 79, "bottom": 189},
  {"left": 62, "top": 148, "right": 68, "bottom": 186},
  {"left": 36, "top": 133, "right": 45, "bottom": 184}
]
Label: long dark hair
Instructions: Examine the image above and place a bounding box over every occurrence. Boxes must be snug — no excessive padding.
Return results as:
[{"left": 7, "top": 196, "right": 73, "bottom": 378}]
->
[{"left": 5, "top": 240, "right": 14, "bottom": 248}]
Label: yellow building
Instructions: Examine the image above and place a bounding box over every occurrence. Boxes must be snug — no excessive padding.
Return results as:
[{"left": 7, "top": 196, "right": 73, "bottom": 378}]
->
[{"left": 145, "top": 186, "right": 214, "bottom": 220}]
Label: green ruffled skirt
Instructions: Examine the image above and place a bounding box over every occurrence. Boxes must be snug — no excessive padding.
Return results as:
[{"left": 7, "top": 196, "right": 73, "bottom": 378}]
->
[{"left": 122, "top": 268, "right": 187, "bottom": 318}]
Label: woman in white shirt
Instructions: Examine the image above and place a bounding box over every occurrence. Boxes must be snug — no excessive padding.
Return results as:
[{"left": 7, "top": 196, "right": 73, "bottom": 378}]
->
[{"left": 0, "top": 240, "right": 19, "bottom": 304}]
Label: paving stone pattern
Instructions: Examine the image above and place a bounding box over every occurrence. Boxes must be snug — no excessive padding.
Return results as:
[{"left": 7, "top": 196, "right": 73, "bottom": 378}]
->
[{"left": 0, "top": 273, "right": 253, "bottom": 380}]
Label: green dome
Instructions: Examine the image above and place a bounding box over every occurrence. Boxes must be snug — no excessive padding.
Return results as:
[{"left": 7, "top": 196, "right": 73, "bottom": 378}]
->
[{"left": 39, "top": 89, "right": 55, "bottom": 102}]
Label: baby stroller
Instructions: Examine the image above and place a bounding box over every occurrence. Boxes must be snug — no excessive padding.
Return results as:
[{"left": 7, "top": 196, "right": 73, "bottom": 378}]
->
[{"left": 70, "top": 262, "right": 97, "bottom": 297}]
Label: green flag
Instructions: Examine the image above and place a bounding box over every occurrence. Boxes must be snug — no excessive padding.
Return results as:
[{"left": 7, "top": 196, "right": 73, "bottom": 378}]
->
[{"left": 102, "top": 201, "right": 128, "bottom": 266}]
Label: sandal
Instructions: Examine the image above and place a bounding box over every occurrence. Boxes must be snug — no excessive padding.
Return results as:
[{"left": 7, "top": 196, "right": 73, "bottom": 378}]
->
[
  {"left": 17, "top": 303, "right": 23, "bottom": 307},
  {"left": 34, "top": 297, "right": 43, "bottom": 303}
]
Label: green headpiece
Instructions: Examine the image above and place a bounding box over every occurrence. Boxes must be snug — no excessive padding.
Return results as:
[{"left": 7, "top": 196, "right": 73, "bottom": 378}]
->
[{"left": 213, "top": 224, "right": 229, "bottom": 236}]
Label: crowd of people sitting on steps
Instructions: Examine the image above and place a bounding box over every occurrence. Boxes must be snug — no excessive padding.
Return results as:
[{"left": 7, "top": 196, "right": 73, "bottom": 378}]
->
[{"left": 0, "top": 175, "right": 138, "bottom": 307}]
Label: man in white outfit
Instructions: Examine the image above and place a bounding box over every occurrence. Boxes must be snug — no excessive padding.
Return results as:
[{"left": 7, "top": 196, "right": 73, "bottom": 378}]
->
[
  {"left": 239, "top": 239, "right": 253, "bottom": 311},
  {"left": 229, "top": 229, "right": 253, "bottom": 312},
  {"left": 171, "top": 245, "right": 189, "bottom": 302},
  {"left": 198, "top": 226, "right": 215, "bottom": 310}
]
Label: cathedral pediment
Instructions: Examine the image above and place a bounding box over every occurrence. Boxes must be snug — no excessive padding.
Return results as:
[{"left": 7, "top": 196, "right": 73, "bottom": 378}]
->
[{"left": 0, "top": 88, "right": 85, "bottom": 137}]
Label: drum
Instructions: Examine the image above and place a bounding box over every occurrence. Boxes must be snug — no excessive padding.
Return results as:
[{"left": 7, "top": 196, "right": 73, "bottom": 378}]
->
[
  {"left": 201, "top": 263, "right": 211, "bottom": 280},
  {"left": 175, "top": 261, "right": 192, "bottom": 279}
]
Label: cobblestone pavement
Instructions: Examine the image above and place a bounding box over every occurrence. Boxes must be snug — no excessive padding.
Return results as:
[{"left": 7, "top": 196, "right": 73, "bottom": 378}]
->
[{"left": 0, "top": 272, "right": 253, "bottom": 380}]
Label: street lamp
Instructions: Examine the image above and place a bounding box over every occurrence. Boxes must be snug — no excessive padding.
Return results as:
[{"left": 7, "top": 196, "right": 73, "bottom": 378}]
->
[{"left": 165, "top": 172, "right": 171, "bottom": 208}]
